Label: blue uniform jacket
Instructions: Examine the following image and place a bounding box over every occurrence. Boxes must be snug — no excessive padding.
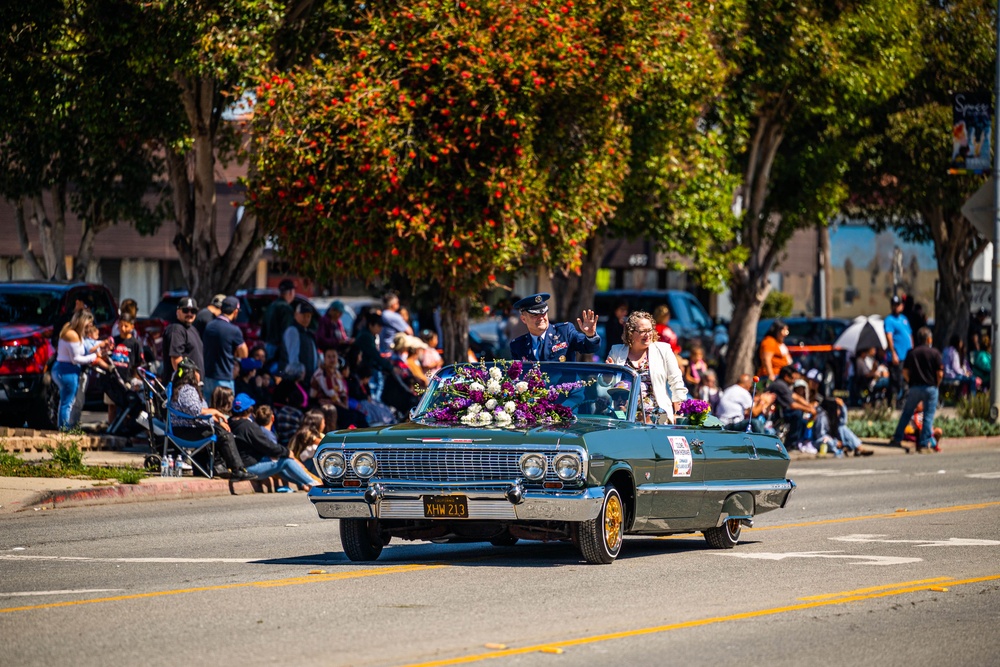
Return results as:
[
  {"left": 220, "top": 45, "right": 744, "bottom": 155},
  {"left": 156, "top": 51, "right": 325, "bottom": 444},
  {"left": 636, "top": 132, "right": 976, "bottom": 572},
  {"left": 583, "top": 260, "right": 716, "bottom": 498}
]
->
[{"left": 509, "top": 321, "right": 601, "bottom": 361}]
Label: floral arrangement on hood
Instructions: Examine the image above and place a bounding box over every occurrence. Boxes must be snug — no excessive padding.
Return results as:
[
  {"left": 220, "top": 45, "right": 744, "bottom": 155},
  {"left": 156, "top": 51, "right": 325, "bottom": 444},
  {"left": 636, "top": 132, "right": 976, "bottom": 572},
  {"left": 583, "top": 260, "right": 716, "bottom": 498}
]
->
[
  {"left": 424, "top": 361, "right": 585, "bottom": 426},
  {"left": 677, "top": 398, "right": 712, "bottom": 425}
]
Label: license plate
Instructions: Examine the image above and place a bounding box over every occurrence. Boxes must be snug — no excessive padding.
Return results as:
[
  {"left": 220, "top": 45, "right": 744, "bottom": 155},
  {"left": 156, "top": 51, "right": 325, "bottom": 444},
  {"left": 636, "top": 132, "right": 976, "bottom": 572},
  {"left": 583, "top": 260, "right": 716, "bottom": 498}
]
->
[{"left": 422, "top": 495, "right": 469, "bottom": 518}]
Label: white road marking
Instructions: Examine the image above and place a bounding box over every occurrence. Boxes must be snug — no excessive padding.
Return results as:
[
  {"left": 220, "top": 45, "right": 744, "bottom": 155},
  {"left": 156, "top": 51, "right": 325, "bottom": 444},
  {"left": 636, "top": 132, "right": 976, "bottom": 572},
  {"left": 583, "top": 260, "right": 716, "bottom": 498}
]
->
[
  {"left": 830, "top": 534, "right": 1000, "bottom": 547},
  {"left": 966, "top": 472, "right": 1000, "bottom": 479},
  {"left": 0, "top": 589, "right": 125, "bottom": 598},
  {"left": 788, "top": 469, "right": 898, "bottom": 477},
  {"left": 0, "top": 555, "right": 260, "bottom": 564},
  {"left": 713, "top": 551, "right": 921, "bottom": 566}
]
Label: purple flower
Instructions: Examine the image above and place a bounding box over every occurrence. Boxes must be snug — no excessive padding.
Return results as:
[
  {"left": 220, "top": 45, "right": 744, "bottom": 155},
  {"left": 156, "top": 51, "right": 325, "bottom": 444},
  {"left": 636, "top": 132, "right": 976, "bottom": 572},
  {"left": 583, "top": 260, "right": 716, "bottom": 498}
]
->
[
  {"left": 678, "top": 398, "right": 711, "bottom": 416},
  {"left": 508, "top": 361, "right": 522, "bottom": 379}
]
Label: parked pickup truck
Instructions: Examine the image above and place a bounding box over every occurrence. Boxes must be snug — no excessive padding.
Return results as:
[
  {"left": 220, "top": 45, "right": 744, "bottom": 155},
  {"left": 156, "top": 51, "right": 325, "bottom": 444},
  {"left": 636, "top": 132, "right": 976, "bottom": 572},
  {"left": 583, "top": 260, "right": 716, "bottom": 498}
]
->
[{"left": 0, "top": 282, "right": 117, "bottom": 428}]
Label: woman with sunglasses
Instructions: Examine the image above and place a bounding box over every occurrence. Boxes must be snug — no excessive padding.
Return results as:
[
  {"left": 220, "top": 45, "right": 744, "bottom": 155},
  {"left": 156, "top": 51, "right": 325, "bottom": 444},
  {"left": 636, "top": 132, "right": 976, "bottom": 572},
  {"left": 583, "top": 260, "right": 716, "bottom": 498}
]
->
[{"left": 605, "top": 311, "right": 687, "bottom": 423}]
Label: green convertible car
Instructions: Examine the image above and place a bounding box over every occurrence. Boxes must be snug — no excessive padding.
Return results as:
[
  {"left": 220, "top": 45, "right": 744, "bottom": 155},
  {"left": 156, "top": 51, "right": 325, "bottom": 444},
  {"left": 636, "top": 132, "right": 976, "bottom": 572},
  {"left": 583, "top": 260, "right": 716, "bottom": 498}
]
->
[{"left": 308, "top": 362, "right": 795, "bottom": 564}]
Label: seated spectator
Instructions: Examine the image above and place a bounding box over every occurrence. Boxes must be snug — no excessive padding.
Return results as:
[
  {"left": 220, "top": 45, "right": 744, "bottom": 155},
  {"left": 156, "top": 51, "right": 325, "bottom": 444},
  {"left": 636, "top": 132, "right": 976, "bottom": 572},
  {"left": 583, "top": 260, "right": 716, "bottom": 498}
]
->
[
  {"left": 229, "top": 393, "right": 318, "bottom": 491},
  {"left": 768, "top": 365, "right": 816, "bottom": 450},
  {"left": 346, "top": 362, "right": 397, "bottom": 426},
  {"left": 855, "top": 345, "right": 890, "bottom": 396},
  {"left": 903, "top": 401, "right": 943, "bottom": 452},
  {"left": 804, "top": 368, "right": 872, "bottom": 457},
  {"left": 419, "top": 329, "right": 443, "bottom": 374},
  {"left": 943, "top": 335, "right": 978, "bottom": 397},
  {"left": 758, "top": 319, "right": 792, "bottom": 382},
  {"left": 272, "top": 362, "right": 309, "bottom": 446},
  {"left": 652, "top": 304, "right": 681, "bottom": 355},
  {"left": 696, "top": 368, "right": 721, "bottom": 415},
  {"left": 310, "top": 348, "right": 368, "bottom": 428},
  {"left": 168, "top": 359, "right": 250, "bottom": 479},
  {"left": 235, "top": 357, "right": 269, "bottom": 407},
  {"left": 715, "top": 373, "right": 776, "bottom": 433},
  {"left": 254, "top": 404, "right": 277, "bottom": 444},
  {"left": 289, "top": 424, "right": 324, "bottom": 477},
  {"left": 392, "top": 332, "right": 429, "bottom": 388}
]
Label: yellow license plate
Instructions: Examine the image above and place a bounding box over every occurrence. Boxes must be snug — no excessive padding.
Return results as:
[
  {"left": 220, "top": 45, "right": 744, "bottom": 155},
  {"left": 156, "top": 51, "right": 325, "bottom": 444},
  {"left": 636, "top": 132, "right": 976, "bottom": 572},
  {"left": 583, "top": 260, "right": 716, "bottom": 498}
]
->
[{"left": 422, "top": 495, "right": 469, "bottom": 518}]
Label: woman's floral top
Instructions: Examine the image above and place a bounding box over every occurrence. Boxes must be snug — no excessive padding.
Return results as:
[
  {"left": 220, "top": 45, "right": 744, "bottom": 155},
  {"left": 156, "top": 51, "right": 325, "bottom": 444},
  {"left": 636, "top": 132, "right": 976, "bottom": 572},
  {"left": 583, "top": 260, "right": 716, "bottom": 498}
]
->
[{"left": 625, "top": 356, "right": 656, "bottom": 417}]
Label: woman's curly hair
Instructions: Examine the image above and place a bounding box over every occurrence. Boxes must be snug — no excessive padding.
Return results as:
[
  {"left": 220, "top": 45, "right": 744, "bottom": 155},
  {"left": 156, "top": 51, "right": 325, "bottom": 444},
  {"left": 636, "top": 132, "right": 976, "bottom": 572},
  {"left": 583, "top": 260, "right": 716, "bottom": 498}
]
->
[{"left": 622, "top": 311, "right": 654, "bottom": 346}]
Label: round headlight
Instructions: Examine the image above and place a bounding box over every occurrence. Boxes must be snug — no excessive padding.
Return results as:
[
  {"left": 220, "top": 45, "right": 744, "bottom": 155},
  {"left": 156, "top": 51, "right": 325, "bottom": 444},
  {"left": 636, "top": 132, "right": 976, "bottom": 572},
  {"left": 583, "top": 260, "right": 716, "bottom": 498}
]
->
[
  {"left": 320, "top": 451, "right": 346, "bottom": 479},
  {"left": 519, "top": 453, "right": 547, "bottom": 481},
  {"left": 351, "top": 452, "right": 378, "bottom": 478},
  {"left": 553, "top": 454, "right": 581, "bottom": 481}
]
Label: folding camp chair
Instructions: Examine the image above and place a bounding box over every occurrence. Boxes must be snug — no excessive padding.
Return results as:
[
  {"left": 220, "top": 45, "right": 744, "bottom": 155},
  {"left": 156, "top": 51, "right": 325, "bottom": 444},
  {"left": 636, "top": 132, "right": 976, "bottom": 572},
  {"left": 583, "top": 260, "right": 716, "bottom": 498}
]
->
[{"left": 164, "top": 383, "right": 217, "bottom": 478}]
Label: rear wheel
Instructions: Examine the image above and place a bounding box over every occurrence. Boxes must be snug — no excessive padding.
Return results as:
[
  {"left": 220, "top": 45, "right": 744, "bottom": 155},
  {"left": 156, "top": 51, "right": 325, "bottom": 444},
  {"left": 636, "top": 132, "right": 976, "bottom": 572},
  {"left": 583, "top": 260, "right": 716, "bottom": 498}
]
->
[
  {"left": 578, "top": 486, "right": 624, "bottom": 564},
  {"left": 340, "top": 518, "right": 385, "bottom": 562},
  {"left": 703, "top": 518, "right": 742, "bottom": 549}
]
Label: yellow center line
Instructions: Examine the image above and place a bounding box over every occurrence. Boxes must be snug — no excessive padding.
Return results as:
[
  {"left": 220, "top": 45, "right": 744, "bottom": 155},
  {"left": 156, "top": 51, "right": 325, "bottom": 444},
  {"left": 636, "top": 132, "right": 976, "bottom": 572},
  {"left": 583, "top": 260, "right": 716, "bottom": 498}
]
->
[
  {"left": 797, "top": 576, "right": 954, "bottom": 601},
  {"left": 0, "top": 563, "right": 447, "bottom": 614},
  {"left": 397, "top": 573, "right": 1000, "bottom": 667}
]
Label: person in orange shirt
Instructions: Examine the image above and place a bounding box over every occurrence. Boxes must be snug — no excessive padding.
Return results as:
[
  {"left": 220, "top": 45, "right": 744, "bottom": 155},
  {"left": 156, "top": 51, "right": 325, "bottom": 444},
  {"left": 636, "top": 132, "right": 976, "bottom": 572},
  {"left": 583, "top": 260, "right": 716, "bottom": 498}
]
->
[{"left": 758, "top": 319, "right": 792, "bottom": 382}]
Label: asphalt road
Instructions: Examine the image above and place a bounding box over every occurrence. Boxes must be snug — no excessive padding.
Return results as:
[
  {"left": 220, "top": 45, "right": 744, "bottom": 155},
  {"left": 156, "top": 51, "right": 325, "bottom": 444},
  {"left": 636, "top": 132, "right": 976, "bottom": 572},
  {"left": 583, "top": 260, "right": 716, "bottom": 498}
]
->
[{"left": 2, "top": 450, "right": 999, "bottom": 667}]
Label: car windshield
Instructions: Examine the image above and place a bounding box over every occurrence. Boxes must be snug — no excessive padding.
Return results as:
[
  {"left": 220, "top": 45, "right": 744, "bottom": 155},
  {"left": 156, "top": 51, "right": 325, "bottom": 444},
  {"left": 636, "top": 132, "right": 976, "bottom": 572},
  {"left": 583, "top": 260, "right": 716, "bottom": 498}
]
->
[
  {"left": 0, "top": 290, "right": 62, "bottom": 326},
  {"left": 414, "top": 362, "right": 639, "bottom": 423}
]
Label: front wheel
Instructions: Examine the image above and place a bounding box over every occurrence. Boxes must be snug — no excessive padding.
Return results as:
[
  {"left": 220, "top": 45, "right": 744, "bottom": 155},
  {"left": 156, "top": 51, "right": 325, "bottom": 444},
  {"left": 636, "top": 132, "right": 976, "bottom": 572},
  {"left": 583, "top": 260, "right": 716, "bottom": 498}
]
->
[
  {"left": 578, "top": 486, "right": 624, "bottom": 564},
  {"left": 703, "top": 518, "right": 742, "bottom": 549},
  {"left": 340, "top": 519, "right": 385, "bottom": 562}
]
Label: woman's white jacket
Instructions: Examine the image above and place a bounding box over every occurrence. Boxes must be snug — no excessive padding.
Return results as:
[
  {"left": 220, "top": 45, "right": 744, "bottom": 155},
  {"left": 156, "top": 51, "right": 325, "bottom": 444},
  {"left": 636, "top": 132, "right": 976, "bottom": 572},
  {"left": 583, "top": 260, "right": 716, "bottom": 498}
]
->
[{"left": 606, "top": 342, "right": 688, "bottom": 422}]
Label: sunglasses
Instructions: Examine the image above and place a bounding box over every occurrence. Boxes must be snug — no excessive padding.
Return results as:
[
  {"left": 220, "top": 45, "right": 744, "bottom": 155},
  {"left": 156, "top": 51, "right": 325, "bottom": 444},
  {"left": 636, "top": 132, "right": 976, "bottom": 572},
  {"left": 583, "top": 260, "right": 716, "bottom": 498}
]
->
[{"left": 179, "top": 308, "right": 197, "bottom": 315}]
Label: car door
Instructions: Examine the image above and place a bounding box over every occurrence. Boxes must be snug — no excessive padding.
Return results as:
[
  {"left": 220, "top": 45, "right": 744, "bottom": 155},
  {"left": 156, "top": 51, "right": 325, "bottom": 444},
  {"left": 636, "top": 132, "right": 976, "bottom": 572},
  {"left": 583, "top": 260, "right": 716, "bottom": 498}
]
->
[{"left": 645, "top": 426, "right": 708, "bottom": 525}]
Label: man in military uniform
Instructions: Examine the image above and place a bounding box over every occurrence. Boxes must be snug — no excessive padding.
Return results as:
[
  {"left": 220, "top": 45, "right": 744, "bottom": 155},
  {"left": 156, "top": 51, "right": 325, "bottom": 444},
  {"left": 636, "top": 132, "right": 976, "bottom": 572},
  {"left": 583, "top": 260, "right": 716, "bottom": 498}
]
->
[{"left": 509, "top": 293, "right": 601, "bottom": 362}]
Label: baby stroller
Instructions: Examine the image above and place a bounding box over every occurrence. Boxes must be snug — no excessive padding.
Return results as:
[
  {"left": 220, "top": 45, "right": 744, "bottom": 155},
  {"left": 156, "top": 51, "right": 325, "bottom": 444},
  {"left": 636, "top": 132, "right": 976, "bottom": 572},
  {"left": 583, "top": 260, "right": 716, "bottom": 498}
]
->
[
  {"left": 102, "top": 369, "right": 147, "bottom": 438},
  {"left": 132, "top": 368, "right": 169, "bottom": 471}
]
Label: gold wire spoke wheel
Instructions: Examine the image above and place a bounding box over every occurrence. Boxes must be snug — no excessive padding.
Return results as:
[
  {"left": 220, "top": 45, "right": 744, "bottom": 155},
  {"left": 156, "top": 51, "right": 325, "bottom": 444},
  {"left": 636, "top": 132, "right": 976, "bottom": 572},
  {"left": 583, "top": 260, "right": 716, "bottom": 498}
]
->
[
  {"left": 579, "top": 486, "right": 625, "bottom": 564},
  {"left": 604, "top": 493, "right": 623, "bottom": 552}
]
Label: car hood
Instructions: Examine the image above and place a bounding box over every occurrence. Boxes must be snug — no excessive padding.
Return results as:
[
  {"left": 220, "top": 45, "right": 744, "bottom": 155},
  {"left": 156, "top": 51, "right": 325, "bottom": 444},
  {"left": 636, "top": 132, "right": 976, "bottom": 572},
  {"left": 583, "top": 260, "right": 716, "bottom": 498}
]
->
[
  {"left": 0, "top": 323, "right": 51, "bottom": 342},
  {"left": 327, "top": 419, "right": 616, "bottom": 447}
]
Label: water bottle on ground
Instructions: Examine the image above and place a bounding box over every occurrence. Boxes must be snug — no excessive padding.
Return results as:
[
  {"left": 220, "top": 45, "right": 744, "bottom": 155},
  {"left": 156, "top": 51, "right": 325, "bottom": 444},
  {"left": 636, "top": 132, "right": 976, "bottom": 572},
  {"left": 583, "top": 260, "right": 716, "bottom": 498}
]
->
[
  {"left": 174, "top": 455, "right": 184, "bottom": 477},
  {"left": 166, "top": 455, "right": 174, "bottom": 477},
  {"left": 160, "top": 456, "right": 169, "bottom": 477}
]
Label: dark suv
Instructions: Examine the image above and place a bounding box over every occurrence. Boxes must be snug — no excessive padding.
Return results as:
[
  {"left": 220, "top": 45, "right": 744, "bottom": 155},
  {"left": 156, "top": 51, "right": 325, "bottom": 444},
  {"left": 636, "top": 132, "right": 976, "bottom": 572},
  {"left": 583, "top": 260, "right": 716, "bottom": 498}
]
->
[
  {"left": 0, "top": 282, "right": 117, "bottom": 428},
  {"left": 593, "top": 290, "right": 728, "bottom": 359}
]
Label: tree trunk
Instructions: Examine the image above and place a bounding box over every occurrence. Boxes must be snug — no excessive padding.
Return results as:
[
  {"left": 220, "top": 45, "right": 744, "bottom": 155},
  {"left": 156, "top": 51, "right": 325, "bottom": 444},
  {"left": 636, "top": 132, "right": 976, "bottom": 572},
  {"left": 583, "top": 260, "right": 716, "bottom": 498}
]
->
[
  {"left": 922, "top": 207, "right": 987, "bottom": 351},
  {"left": 439, "top": 291, "right": 470, "bottom": 365},
  {"left": 169, "top": 76, "right": 262, "bottom": 305},
  {"left": 551, "top": 234, "right": 604, "bottom": 322},
  {"left": 723, "top": 262, "right": 771, "bottom": 386}
]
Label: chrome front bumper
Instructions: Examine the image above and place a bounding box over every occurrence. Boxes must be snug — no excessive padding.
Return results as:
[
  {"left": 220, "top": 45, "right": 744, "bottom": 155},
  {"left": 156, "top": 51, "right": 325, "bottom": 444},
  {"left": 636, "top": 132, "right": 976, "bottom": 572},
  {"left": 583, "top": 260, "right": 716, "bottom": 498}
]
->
[{"left": 309, "top": 480, "right": 605, "bottom": 522}]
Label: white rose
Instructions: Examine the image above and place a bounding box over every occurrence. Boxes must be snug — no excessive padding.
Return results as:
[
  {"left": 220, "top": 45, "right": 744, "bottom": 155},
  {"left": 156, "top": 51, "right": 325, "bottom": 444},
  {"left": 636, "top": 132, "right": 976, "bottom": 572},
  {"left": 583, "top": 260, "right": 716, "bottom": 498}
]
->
[
  {"left": 504, "top": 401, "right": 517, "bottom": 413},
  {"left": 486, "top": 379, "right": 502, "bottom": 394},
  {"left": 479, "top": 411, "right": 493, "bottom": 424},
  {"left": 489, "top": 366, "right": 503, "bottom": 381},
  {"left": 461, "top": 414, "right": 475, "bottom": 424},
  {"left": 515, "top": 381, "right": 529, "bottom": 394},
  {"left": 469, "top": 382, "right": 485, "bottom": 392},
  {"left": 468, "top": 403, "right": 482, "bottom": 415},
  {"left": 485, "top": 399, "right": 498, "bottom": 410},
  {"left": 495, "top": 411, "right": 512, "bottom": 425}
]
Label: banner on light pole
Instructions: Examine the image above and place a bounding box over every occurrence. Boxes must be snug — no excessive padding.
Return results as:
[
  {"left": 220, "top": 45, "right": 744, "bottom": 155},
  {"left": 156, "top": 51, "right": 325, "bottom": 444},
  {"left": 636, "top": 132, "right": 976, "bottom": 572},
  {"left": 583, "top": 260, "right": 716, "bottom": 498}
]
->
[{"left": 950, "top": 92, "right": 993, "bottom": 174}]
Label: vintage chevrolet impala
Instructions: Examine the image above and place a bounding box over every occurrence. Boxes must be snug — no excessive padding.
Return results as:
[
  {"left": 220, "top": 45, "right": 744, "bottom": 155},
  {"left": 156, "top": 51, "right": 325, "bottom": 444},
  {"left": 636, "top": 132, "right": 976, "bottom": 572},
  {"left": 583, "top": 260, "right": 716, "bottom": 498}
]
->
[{"left": 308, "top": 362, "right": 795, "bottom": 564}]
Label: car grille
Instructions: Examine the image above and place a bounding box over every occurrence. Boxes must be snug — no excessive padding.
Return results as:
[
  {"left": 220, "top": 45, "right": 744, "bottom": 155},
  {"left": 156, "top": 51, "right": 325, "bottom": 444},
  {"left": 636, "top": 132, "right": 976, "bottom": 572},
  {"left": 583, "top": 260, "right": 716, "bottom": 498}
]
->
[{"left": 333, "top": 446, "right": 583, "bottom": 485}]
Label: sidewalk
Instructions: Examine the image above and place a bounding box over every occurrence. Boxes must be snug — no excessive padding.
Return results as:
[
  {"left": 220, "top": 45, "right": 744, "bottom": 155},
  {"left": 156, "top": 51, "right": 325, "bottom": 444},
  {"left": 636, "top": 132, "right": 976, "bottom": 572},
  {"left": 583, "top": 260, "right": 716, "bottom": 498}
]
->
[
  {"left": 0, "top": 440, "right": 261, "bottom": 515},
  {"left": 2, "top": 427, "right": 999, "bottom": 515}
]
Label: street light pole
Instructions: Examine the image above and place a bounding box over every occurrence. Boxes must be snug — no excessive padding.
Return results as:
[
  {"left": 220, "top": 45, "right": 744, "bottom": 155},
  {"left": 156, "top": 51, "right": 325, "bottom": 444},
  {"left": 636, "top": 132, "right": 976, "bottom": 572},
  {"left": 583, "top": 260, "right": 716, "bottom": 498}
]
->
[{"left": 992, "top": 0, "right": 1000, "bottom": 422}]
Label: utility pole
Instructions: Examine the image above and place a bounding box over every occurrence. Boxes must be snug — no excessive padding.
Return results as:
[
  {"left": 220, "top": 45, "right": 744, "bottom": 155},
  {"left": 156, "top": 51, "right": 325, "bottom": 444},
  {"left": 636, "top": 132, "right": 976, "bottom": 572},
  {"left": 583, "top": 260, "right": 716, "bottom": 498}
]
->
[{"left": 991, "top": 0, "right": 1000, "bottom": 422}]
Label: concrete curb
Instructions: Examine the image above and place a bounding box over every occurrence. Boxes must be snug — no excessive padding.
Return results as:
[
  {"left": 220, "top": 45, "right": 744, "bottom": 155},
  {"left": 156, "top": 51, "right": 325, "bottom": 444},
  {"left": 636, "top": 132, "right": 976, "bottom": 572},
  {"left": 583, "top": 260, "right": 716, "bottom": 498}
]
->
[{"left": 2, "top": 477, "right": 265, "bottom": 514}]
